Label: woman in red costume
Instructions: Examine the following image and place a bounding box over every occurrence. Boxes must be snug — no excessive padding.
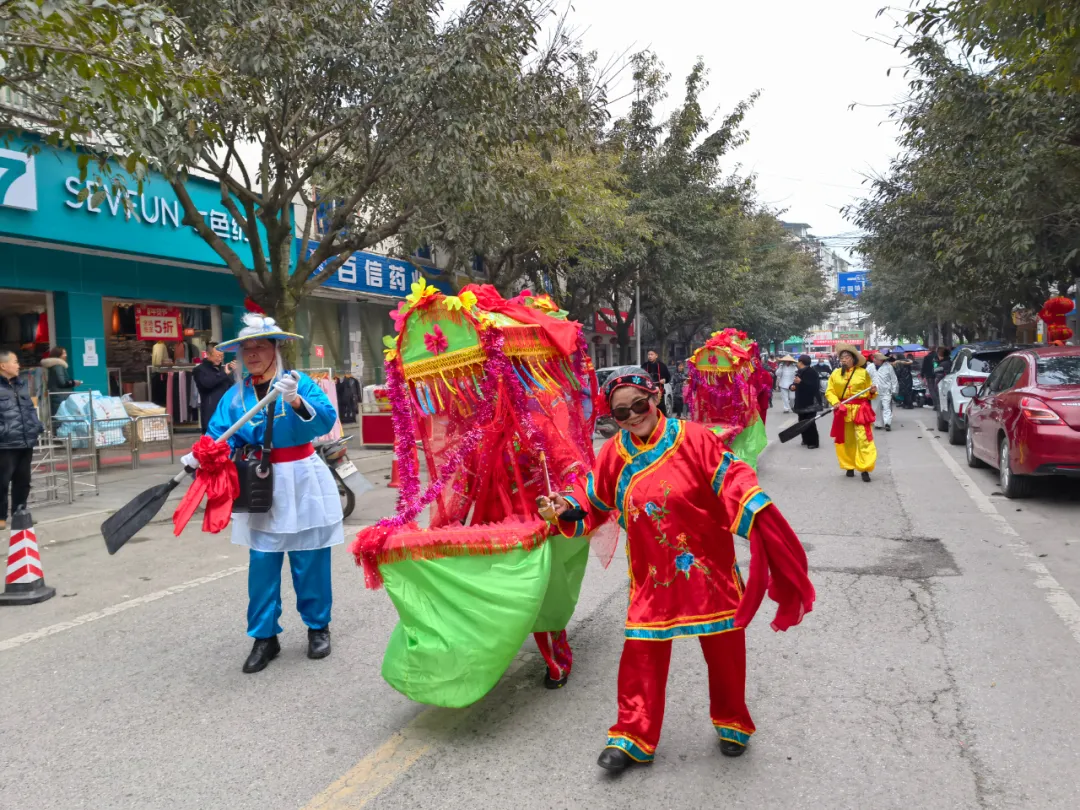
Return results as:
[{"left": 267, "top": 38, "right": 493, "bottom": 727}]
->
[{"left": 538, "top": 369, "right": 814, "bottom": 772}]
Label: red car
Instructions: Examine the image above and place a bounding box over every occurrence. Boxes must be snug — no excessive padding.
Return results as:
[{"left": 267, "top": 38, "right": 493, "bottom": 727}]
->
[{"left": 964, "top": 346, "right": 1080, "bottom": 497}]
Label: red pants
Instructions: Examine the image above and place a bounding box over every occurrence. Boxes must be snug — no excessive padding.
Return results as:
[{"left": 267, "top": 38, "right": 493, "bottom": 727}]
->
[
  {"left": 606, "top": 630, "right": 755, "bottom": 761},
  {"left": 533, "top": 630, "right": 573, "bottom": 680}
]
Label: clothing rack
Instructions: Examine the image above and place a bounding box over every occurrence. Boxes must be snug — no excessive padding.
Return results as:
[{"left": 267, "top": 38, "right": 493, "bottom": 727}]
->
[
  {"left": 145, "top": 364, "right": 197, "bottom": 393},
  {"left": 146, "top": 364, "right": 200, "bottom": 431},
  {"left": 296, "top": 366, "right": 334, "bottom": 378}
]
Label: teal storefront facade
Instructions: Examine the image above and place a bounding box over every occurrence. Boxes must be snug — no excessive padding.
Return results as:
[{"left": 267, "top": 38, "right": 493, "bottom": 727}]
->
[{"left": 0, "top": 137, "right": 254, "bottom": 394}]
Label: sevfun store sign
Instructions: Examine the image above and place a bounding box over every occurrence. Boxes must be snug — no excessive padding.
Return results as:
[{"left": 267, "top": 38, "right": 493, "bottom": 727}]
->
[{"left": 0, "top": 138, "right": 263, "bottom": 270}]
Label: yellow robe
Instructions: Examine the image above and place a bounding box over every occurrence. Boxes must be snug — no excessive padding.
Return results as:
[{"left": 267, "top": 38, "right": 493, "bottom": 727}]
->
[{"left": 825, "top": 366, "right": 877, "bottom": 473}]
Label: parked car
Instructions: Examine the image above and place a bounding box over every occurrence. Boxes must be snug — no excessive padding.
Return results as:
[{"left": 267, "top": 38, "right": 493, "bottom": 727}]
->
[
  {"left": 937, "top": 344, "right": 1030, "bottom": 445},
  {"left": 963, "top": 346, "right": 1080, "bottom": 498}
]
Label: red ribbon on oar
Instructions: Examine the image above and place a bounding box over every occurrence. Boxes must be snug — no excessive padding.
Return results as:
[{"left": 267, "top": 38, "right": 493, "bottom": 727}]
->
[{"left": 172, "top": 436, "right": 239, "bottom": 535}]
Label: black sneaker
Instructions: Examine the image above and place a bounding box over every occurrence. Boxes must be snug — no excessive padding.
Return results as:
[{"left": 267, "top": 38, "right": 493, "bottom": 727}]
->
[
  {"left": 242, "top": 635, "right": 280, "bottom": 673},
  {"left": 846, "top": 469, "right": 855, "bottom": 478},
  {"left": 307, "top": 626, "right": 331, "bottom": 659},
  {"left": 861, "top": 471, "right": 871, "bottom": 483}
]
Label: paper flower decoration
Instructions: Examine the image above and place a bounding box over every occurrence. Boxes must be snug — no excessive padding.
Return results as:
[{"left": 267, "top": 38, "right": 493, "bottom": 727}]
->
[
  {"left": 423, "top": 324, "right": 448, "bottom": 355},
  {"left": 390, "top": 301, "right": 410, "bottom": 333},
  {"left": 443, "top": 290, "right": 478, "bottom": 312},
  {"left": 528, "top": 294, "right": 559, "bottom": 313},
  {"left": 382, "top": 334, "right": 398, "bottom": 360},
  {"left": 406, "top": 278, "right": 438, "bottom": 308}
]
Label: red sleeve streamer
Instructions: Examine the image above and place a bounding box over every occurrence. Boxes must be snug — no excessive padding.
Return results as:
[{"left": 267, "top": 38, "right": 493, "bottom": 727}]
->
[
  {"left": 734, "top": 505, "right": 816, "bottom": 632},
  {"left": 172, "top": 436, "right": 239, "bottom": 536}
]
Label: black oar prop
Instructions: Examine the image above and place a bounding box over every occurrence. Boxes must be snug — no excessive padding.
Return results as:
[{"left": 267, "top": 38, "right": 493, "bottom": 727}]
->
[
  {"left": 101, "top": 387, "right": 281, "bottom": 554},
  {"left": 777, "top": 391, "right": 868, "bottom": 444}
]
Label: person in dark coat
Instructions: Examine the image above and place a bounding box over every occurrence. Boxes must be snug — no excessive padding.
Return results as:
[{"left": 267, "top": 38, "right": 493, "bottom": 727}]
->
[
  {"left": 642, "top": 349, "right": 671, "bottom": 416},
  {"left": 41, "top": 346, "right": 81, "bottom": 416},
  {"left": 192, "top": 343, "right": 235, "bottom": 433},
  {"left": 791, "top": 354, "right": 820, "bottom": 449},
  {"left": 0, "top": 349, "right": 45, "bottom": 531},
  {"left": 893, "top": 353, "right": 915, "bottom": 409}
]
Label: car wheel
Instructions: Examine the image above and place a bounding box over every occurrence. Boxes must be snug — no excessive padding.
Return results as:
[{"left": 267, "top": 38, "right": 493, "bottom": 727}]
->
[
  {"left": 947, "top": 402, "right": 965, "bottom": 445},
  {"left": 936, "top": 402, "right": 949, "bottom": 432},
  {"left": 966, "top": 427, "right": 985, "bottom": 468},
  {"left": 998, "top": 436, "right": 1030, "bottom": 498}
]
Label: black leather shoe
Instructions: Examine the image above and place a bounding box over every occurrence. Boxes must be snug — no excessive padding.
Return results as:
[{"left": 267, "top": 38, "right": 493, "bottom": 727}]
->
[
  {"left": 597, "top": 747, "right": 635, "bottom": 772},
  {"left": 846, "top": 469, "right": 855, "bottom": 478},
  {"left": 307, "top": 626, "right": 331, "bottom": 659},
  {"left": 720, "top": 740, "right": 747, "bottom": 757},
  {"left": 242, "top": 635, "right": 280, "bottom": 673},
  {"left": 861, "top": 471, "right": 871, "bottom": 482},
  {"left": 543, "top": 672, "right": 569, "bottom": 689},
  {"left": 885, "top": 425, "right": 892, "bottom": 431}
]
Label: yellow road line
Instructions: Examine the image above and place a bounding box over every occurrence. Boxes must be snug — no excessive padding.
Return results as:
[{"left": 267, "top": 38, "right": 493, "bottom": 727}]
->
[{"left": 302, "top": 659, "right": 525, "bottom": 809}]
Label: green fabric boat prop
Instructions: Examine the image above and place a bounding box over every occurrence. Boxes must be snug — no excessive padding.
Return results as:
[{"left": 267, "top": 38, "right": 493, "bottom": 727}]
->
[
  {"left": 686, "top": 328, "right": 773, "bottom": 469},
  {"left": 352, "top": 281, "right": 607, "bottom": 708}
]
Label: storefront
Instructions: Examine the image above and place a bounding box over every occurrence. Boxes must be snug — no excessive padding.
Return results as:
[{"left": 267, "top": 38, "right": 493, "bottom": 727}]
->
[
  {"left": 0, "top": 136, "right": 259, "bottom": 424},
  {"left": 295, "top": 238, "right": 452, "bottom": 385},
  {"left": 0, "top": 135, "right": 453, "bottom": 438}
]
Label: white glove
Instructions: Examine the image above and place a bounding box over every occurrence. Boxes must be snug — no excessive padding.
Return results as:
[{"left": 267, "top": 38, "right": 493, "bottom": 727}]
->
[
  {"left": 273, "top": 371, "right": 300, "bottom": 403},
  {"left": 181, "top": 452, "right": 199, "bottom": 470}
]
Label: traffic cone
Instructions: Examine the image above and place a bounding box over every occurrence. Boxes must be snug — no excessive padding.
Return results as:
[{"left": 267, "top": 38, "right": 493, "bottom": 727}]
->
[
  {"left": 0, "top": 506, "right": 56, "bottom": 606},
  {"left": 387, "top": 441, "right": 420, "bottom": 489}
]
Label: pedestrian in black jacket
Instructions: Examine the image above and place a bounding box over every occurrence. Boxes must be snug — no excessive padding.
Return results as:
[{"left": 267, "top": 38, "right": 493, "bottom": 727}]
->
[
  {"left": 0, "top": 349, "right": 44, "bottom": 530},
  {"left": 192, "top": 343, "right": 235, "bottom": 433},
  {"left": 791, "top": 355, "right": 820, "bottom": 449}
]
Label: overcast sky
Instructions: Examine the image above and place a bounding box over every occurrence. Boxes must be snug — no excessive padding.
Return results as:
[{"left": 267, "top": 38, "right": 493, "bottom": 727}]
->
[{"left": 452, "top": 0, "right": 913, "bottom": 265}]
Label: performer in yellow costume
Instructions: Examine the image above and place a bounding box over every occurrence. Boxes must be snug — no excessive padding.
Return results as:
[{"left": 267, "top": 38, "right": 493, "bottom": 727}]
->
[{"left": 825, "top": 344, "right": 877, "bottom": 482}]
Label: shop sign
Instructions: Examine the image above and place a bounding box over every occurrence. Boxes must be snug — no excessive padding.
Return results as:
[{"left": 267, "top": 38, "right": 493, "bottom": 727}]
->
[
  {"left": 297, "top": 239, "right": 452, "bottom": 299},
  {"left": 0, "top": 135, "right": 267, "bottom": 269},
  {"left": 0, "top": 148, "right": 39, "bottom": 211},
  {"left": 314, "top": 344, "right": 324, "bottom": 359},
  {"left": 135, "top": 305, "right": 182, "bottom": 341},
  {"left": 594, "top": 309, "right": 635, "bottom": 337}
]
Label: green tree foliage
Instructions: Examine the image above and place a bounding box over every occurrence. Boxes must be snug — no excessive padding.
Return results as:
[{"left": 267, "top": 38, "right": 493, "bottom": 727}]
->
[
  {"left": 569, "top": 53, "right": 830, "bottom": 361},
  {"left": 850, "top": 6, "right": 1080, "bottom": 340},
  {"left": 85, "top": 0, "right": 589, "bottom": 338},
  {"left": 0, "top": 0, "right": 214, "bottom": 190}
]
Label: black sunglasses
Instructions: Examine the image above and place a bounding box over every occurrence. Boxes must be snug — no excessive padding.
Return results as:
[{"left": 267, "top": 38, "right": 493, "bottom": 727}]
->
[{"left": 611, "top": 397, "right": 652, "bottom": 422}]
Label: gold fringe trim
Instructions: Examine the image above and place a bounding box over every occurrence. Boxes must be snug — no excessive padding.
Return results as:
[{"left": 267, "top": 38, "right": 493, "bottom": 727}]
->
[{"left": 402, "top": 344, "right": 487, "bottom": 380}]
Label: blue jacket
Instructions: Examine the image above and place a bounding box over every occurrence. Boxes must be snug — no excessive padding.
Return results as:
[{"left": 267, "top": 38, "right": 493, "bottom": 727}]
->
[{"left": 207, "top": 373, "right": 337, "bottom": 450}]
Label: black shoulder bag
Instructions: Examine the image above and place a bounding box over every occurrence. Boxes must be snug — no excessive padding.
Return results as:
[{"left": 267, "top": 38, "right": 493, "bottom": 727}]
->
[{"left": 233, "top": 397, "right": 276, "bottom": 514}]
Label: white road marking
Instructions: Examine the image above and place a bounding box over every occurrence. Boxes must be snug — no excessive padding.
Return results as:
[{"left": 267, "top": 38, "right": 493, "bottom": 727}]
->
[
  {"left": 920, "top": 421, "right": 1080, "bottom": 645},
  {"left": 0, "top": 565, "right": 246, "bottom": 652}
]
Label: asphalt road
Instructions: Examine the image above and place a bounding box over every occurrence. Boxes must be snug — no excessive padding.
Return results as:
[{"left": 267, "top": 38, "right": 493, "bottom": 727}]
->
[{"left": 3, "top": 403, "right": 1080, "bottom": 809}]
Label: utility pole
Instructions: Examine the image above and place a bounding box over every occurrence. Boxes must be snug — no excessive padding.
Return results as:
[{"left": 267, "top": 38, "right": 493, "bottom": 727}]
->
[{"left": 635, "top": 276, "right": 642, "bottom": 365}]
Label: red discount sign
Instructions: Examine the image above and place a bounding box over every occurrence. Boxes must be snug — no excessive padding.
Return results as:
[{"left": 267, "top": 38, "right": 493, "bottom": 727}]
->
[
  {"left": 314, "top": 344, "right": 325, "bottom": 359},
  {"left": 135, "top": 305, "right": 182, "bottom": 342}
]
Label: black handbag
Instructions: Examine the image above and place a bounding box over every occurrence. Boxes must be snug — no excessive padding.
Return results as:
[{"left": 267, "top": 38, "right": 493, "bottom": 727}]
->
[{"left": 232, "top": 399, "right": 276, "bottom": 514}]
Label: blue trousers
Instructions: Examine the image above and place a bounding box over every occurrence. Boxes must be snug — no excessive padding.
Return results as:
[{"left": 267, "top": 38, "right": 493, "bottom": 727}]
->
[{"left": 247, "top": 548, "right": 332, "bottom": 639}]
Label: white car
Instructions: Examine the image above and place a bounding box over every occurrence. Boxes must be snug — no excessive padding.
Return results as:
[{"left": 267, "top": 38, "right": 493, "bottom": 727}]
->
[{"left": 936, "top": 345, "right": 1028, "bottom": 445}]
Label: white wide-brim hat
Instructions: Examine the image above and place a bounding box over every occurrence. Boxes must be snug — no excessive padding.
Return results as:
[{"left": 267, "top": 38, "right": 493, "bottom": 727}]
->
[{"left": 216, "top": 312, "right": 302, "bottom": 353}]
